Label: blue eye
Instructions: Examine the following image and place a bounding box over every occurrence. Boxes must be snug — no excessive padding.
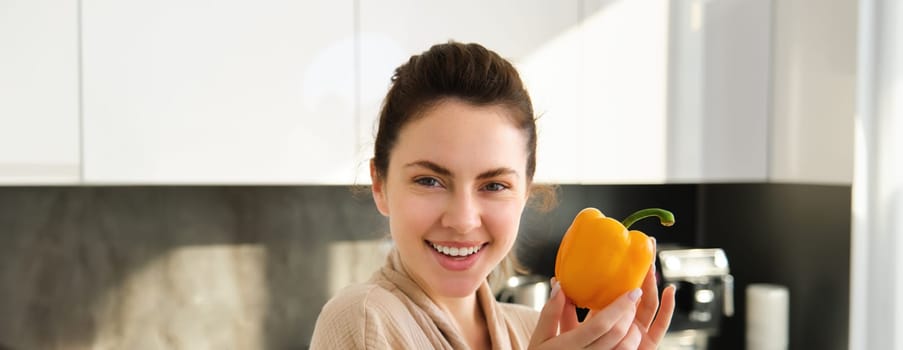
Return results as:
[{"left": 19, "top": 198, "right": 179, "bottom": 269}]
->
[
  {"left": 483, "top": 182, "right": 508, "bottom": 192},
  {"left": 415, "top": 177, "right": 441, "bottom": 187}
]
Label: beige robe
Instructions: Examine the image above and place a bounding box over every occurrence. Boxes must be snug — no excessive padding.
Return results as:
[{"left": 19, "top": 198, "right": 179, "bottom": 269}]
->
[{"left": 310, "top": 249, "right": 539, "bottom": 349}]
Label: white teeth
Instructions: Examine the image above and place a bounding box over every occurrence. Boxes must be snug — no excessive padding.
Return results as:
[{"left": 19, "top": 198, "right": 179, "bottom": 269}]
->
[{"left": 431, "top": 243, "right": 482, "bottom": 257}]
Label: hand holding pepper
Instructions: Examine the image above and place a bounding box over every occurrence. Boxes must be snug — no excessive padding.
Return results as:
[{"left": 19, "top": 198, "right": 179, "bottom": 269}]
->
[{"left": 528, "top": 207, "right": 677, "bottom": 349}]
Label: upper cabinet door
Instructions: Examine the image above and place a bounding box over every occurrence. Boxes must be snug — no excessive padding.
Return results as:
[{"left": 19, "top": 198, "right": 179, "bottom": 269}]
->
[
  {"left": 667, "top": 0, "right": 771, "bottom": 183},
  {"left": 580, "top": 0, "right": 771, "bottom": 184},
  {"left": 770, "top": 0, "right": 855, "bottom": 184},
  {"left": 579, "top": 0, "right": 671, "bottom": 183},
  {"left": 0, "top": 0, "right": 80, "bottom": 184},
  {"left": 358, "top": 0, "right": 582, "bottom": 184},
  {"left": 82, "top": 0, "right": 356, "bottom": 184}
]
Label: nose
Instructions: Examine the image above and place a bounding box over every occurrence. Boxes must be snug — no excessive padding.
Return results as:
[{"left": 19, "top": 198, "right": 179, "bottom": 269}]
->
[{"left": 441, "top": 189, "right": 482, "bottom": 234}]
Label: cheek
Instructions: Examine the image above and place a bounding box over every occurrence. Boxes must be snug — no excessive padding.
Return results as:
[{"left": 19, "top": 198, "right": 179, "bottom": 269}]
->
[
  {"left": 388, "top": 192, "right": 443, "bottom": 237},
  {"left": 483, "top": 200, "right": 527, "bottom": 241}
]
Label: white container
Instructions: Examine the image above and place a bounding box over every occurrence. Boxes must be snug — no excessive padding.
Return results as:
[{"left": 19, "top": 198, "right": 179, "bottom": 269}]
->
[{"left": 746, "top": 284, "right": 789, "bottom": 350}]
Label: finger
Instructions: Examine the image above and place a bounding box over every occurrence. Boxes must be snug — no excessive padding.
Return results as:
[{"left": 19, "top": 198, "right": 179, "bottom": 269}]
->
[
  {"left": 530, "top": 279, "right": 566, "bottom": 347},
  {"left": 613, "top": 324, "right": 642, "bottom": 350},
  {"left": 560, "top": 297, "right": 580, "bottom": 333},
  {"left": 587, "top": 306, "right": 637, "bottom": 349},
  {"left": 645, "top": 284, "right": 677, "bottom": 345},
  {"left": 635, "top": 262, "right": 660, "bottom": 330},
  {"left": 570, "top": 288, "right": 642, "bottom": 347}
]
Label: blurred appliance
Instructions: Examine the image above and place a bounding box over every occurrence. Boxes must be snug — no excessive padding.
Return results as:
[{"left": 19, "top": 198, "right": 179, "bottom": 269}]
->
[
  {"left": 496, "top": 275, "right": 550, "bottom": 311},
  {"left": 658, "top": 247, "right": 734, "bottom": 350}
]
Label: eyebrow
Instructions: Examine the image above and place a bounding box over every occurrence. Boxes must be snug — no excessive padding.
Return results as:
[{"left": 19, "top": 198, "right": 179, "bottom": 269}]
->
[{"left": 403, "top": 160, "right": 519, "bottom": 180}]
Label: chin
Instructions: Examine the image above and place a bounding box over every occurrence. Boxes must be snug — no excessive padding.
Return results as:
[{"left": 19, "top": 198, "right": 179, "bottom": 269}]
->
[{"left": 435, "top": 276, "right": 485, "bottom": 298}]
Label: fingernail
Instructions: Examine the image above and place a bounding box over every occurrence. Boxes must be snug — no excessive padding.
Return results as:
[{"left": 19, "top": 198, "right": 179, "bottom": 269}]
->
[
  {"left": 550, "top": 280, "right": 561, "bottom": 298},
  {"left": 667, "top": 283, "right": 677, "bottom": 291},
  {"left": 628, "top": 288, "right": 643, "bottom": 302}
]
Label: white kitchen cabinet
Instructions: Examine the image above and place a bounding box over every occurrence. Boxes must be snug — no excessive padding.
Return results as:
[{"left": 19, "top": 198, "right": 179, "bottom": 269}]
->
[
  {"left": 73, "top": 0, "right": 842, "bottom": 186},
  {"left": 669, "top": 0, "right": 772, "bottom": 183},
  {"left": 579, "top": 0, "right": 771, "bottom": 184},
  {"left": 0, "top": 0, "right": 80, "bottom": 184},
  {"left": 665, "top": 0, "right": 853, "bottom": 185},
  {"left": 579, "top": 0, "right": 671, "bottom": 183},
  {"left": 769, "top": 0, "right": 855, "bottom": 184},
  {"left": 81, "top": 0, "right": 356, "bottom": 184},
  {"left": 358, "top": 0, "right": 582, "bottom": 184}
]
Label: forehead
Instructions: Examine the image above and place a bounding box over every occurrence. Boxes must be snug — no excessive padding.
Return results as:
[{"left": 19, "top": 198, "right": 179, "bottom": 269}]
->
[
  {"left": 408, "top": 98, "right": 520, "bottom": 129},
  {"left": 390, "top": 99, "right": 528, "bottom": 173}
]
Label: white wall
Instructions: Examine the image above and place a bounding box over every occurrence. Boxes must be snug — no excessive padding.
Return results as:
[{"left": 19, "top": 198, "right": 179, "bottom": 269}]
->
[{"left": 850, "top": 0, "right": 903, "bottom": 348}]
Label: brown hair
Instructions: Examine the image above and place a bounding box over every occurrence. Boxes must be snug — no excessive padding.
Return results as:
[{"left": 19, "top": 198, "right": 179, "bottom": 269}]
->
[{"left": 372, "top": 41, "right": 537, "bottom": 183}]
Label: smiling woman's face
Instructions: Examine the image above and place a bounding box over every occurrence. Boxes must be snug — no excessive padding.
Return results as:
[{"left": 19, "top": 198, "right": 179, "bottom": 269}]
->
[{"left": 371, "top": 98, "right": 530, "bottom": 300}]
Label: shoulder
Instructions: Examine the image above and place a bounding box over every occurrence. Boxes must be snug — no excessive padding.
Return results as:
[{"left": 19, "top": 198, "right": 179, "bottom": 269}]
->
[
  {"left": 319, "top": 282, "right": 406, "bottom": 319},
  {"left": 309, "top": 283, "right": 416, "bottom": 349}
]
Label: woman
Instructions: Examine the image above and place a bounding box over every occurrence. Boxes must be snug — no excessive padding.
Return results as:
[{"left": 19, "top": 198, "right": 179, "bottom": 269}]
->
[{"left": 310, "top": 41, "right": 675, "bottom": 349}]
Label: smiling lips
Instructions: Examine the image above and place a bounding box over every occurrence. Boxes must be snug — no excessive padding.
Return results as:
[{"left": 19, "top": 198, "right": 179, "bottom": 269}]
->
[
  {"left": 426, "top": 241, "right": 487, "bottom": 271},
  {"left": 429, "top": 242, "right": 484, "bottom": 257}
]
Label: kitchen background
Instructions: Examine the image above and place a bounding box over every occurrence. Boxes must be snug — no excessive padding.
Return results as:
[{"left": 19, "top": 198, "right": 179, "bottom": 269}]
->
[
  {"left": 1, "top": 0, "right": 896, "bottom": 349},
  {"left": 0, "top": 184, "right": 850, "bottom": 349}
]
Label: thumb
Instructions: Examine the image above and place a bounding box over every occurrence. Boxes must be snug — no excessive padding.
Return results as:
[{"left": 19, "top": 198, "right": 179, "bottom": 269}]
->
[{"left": 530, "top": 279, "right": 564, "bottom": 346}]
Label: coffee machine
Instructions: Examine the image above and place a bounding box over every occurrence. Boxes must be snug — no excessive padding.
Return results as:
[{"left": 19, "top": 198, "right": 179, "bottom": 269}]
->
[{"left": 657, "top": 247, "right": 734, "bottom": 350}]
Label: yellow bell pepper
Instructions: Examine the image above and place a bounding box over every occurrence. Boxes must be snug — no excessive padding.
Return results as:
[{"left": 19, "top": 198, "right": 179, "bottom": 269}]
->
[{"left": 554, "top": 207, "right": 674, "bottom": 310}]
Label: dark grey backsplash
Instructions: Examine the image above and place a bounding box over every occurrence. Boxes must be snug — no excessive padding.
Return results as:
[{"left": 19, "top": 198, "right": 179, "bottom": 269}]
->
[
  {"left": 0, "top": 187, "right": 387, "bottom": 349},
  {"left": 0, "top": 184, "right": 850, "bottom": 349},
  {"left": 700, "top": 184, "right": 851, "bottom": 350}
]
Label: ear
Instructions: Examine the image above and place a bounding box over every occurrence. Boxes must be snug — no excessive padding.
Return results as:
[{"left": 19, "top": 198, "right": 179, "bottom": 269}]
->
[{"left": 370, "top": 160, "right": 390, "bottom": 217}]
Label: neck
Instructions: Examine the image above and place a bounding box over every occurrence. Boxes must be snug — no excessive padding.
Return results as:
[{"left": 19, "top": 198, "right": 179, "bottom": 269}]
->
[
  {"left": 435, "top": 289, "right": 490, "bottom": 350},
  {"left": 436, "top": 292, "right": 480, "bottom": 324},
  {"left": 395, "top": 254, "right": 491, "bottom": 348}
]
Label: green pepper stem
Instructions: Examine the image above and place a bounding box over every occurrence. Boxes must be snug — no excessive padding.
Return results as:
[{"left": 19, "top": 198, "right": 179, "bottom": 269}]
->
[{"left": 621, "top": 208, "right": 675, "bottom": 229}]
